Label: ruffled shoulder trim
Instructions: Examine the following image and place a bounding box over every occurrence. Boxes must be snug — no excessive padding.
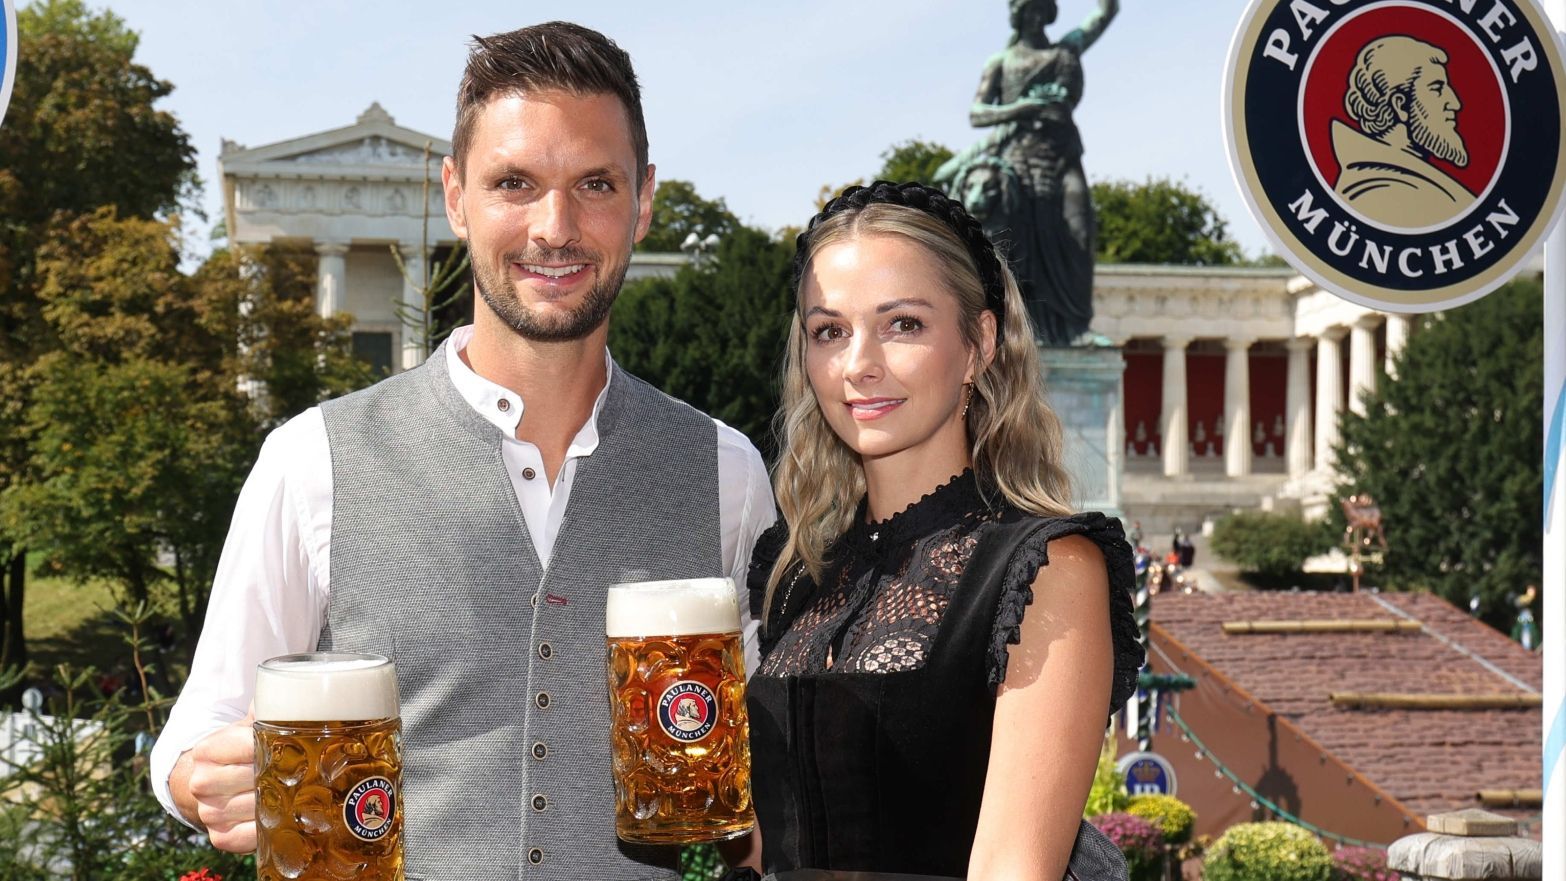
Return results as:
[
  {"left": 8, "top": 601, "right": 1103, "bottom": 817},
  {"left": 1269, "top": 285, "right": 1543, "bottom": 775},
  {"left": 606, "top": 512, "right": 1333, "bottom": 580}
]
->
[{"left": 987, "top": 512, "right": 1144, "bottom": 715}]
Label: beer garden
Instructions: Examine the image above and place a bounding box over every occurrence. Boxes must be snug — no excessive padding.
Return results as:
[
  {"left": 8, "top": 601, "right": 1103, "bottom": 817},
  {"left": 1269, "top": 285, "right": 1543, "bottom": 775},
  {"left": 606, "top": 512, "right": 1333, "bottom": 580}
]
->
[{"left": 0, "top": 1, "right": 1553, "bottom": 880}]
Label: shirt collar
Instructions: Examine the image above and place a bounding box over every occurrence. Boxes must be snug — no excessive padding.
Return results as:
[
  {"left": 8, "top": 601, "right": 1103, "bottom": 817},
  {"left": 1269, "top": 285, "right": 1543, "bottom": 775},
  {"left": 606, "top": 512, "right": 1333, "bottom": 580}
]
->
[{"left": 444, "top": 324, "right": 613, "bottom": 456}]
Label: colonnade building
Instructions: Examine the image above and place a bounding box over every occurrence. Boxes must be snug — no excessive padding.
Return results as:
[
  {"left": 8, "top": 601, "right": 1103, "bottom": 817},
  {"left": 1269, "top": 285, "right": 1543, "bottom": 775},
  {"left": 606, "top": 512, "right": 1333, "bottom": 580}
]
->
[{"left": 221, "top": 106, "right": 1442, "bottom": 529}]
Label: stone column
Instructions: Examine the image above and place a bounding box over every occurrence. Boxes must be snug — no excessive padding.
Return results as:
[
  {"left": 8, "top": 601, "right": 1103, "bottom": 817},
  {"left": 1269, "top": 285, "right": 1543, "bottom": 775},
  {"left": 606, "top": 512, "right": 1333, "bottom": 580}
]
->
[
  {"left": 1161, "top": 336, "right": 1191, "bottom": 478},
  {"left": 1285, "top": 337, "right": 1314, "bottom": 479},
  {"left": 315, "top": 241, "right": 349, "bottom": 319},
  {"left": 1385, "top": 313, "right": 1411, "bottom": 378},
  {"left": 399, "top": 242, "right": 427, "bottom": 371},
  {"left": 1349, "top": 314, "right": 1381, "bottom": 416},
  {"left": 1315, "top": 328, "right": 1346, "bottom": 472},
  {"left": 1224, "top": 338, "right": 1254, "bottom": 477},
  {"left": 1389, "top": 809, "right": 1540, "bottom": 880}
]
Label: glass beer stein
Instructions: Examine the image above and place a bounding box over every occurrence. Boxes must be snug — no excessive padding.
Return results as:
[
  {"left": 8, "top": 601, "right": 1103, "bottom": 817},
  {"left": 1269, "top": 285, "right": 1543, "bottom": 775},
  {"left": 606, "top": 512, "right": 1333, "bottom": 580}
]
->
[
  {"left": 606, "top": 578, "right": 754, "bottom": 844},
  {"left": 254, "top": 652, "right": 402, "bottom": 881}
]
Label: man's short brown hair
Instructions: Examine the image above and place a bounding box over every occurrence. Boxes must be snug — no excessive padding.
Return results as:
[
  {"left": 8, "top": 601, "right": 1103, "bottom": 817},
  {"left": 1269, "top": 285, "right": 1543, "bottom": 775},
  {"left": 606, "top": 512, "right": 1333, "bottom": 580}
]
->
[{"left": 451, "top": 22, "right": 648, "bottom": 179}]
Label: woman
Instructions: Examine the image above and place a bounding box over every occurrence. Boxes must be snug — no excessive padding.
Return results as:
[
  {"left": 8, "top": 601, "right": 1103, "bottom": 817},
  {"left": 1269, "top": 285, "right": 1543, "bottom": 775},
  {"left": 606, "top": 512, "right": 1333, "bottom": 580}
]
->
[{"left": 739, "top": 182, "right": 1142, "bottom": 879}]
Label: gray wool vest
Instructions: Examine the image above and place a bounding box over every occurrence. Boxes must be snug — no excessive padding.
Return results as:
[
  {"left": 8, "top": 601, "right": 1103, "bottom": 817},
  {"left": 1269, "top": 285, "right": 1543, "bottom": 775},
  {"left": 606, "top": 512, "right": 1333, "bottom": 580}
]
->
[{"left": 318, "top": 342, "right": 721, "bottom": 880}]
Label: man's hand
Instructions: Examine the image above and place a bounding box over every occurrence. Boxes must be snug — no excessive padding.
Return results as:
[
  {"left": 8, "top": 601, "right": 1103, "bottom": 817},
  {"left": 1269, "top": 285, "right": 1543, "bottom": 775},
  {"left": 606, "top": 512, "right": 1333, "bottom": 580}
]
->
[{"left": 170, "top": 715, "right": 257, "bottom": 853}]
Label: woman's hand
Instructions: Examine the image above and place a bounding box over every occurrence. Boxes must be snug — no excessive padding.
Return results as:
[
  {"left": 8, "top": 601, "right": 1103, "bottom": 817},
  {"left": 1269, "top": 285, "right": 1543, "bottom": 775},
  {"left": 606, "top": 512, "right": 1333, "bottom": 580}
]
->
[{"left": 967, "top": 534, "right": 1113, "bottom": 880}]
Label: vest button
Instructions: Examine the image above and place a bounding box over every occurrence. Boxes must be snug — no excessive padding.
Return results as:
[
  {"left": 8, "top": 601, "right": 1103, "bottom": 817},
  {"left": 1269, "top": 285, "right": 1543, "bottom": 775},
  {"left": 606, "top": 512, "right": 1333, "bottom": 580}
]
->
[
  {"left": 538, "top": 643, "right": 552, "bottom": 659},
  {"left": 532, "top": 741, "right": 547, "bottom": 760},
  {"left": 528, "top": 848, "right": 543, "bottom": 864},
  {"left": 522, "top": 467, "right": 537, "bottom": 480},
  {"left": 531, "top": 593, "right": 538, "bottom": 608},
  {"left": 535, "top": 692, "right": 550, "bottom": 709},
  {"left": 532, "top": 794, "right": 547, "bottom": 811}
]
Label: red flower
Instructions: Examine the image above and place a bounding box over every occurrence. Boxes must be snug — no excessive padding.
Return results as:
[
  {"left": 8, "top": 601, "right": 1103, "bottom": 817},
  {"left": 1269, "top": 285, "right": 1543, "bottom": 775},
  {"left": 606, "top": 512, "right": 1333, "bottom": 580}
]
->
[{"left": 179, "top": 869, "right": 222, "bottom": 881}]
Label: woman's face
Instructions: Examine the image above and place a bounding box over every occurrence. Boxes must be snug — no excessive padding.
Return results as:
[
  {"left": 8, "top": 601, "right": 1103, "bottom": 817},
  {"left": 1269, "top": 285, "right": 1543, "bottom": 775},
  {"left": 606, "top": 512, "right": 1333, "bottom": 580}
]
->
[{"left": 799, "top": 234, "right": 990, "bottom": 471}]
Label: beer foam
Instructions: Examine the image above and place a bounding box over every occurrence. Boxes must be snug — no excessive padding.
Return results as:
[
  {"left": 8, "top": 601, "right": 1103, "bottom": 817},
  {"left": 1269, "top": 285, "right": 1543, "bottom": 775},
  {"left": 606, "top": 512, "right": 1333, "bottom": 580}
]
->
[
  {"left": 254, "top": 652, "right": 400, "bottom": 722},
  {"left": 605, "top": 578, "right": 740, "bottom": 639}
]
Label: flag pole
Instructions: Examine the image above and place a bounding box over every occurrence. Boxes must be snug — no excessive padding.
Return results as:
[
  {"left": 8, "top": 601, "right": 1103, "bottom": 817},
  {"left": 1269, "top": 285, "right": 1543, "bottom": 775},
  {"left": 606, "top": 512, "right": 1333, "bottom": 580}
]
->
[{"left": 1543, "top": 3, "right": 1566, "bottom": 871}]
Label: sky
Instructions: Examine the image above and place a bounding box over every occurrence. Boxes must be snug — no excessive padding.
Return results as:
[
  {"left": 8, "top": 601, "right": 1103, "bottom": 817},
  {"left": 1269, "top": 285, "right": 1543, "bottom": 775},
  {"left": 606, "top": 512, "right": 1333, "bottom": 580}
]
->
[{"left": 84, "top": 0, "right": 1273, "bottom": 258}]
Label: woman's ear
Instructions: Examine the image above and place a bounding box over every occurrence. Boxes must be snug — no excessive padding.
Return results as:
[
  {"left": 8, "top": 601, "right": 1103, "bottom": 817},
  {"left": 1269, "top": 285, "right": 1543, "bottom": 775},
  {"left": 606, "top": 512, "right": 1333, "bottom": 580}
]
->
[{"left": 969, "top": 309, "right": 1000, "bottom": 380}]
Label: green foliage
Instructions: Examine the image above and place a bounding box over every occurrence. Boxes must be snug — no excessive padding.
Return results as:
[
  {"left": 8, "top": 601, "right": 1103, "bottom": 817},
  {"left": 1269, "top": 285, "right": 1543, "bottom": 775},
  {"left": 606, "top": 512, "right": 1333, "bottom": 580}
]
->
[
  {"left": 1333, "top": 279, "right": 1542, "bottom": 627},
  {"left": 193, "top": 245, "right": 376, "bottom": 428},
  {"left": 610, "top": 225, "right": 793, "bottom": 453},
  {"left": 0, "top": 0, "right": 199, "bottom": 677},
  {"left": 0, "top": 606, "right": 251, "bottom": 881},
  {"left": 0, "top": 0, "right": 197, "bottom": 231},
  {"left": 1127, "top": 793, "right": 1196, "bottom": 845},
  {"left": 1091, "top": 177, "right": 1244, "bottom": 266},
  {"left": 878, "top": 139, "right": 955, "bottom": 185},
  {"left": 639, "top": 180, "right": 742, "bottom": 253},
  {"left": 1209, "top": 512, "right": 1334, "bottom": 580},
  {"left": 679, "top": 843, "right": 724, "bottom": 881},
  {"left": 2, "top": 210, "right": 370, "bottom": 650},
  {"left": 1083, "top": 739, "right": 1130, "bottom": 817},
  {"left": 1203, "top": 823, "right": 1332, "bottom": 881}
]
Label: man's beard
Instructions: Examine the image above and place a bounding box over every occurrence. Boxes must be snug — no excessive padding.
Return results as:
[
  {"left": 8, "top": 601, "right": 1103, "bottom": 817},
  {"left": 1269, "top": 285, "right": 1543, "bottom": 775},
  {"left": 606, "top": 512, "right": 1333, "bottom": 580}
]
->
[
  {"left": 1410, "top": 99, "right": 1469, "bottom": 167},
  {"left": 472, "top": 245, "right": 629, "bottom": 342}
]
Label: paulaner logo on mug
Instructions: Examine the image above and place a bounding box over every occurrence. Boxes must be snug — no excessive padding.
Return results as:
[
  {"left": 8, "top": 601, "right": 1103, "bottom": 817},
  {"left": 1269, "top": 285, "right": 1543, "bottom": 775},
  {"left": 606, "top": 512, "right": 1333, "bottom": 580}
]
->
[{"left": 1224, "top": 0, "right": 1566, "bottom": 312}]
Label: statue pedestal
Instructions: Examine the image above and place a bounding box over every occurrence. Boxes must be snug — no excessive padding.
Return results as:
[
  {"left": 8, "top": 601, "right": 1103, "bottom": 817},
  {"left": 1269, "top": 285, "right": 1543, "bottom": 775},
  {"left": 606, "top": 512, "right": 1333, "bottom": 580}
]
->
[{"left": 1038, "top": 344, "right": 1125, "bottom": 518}]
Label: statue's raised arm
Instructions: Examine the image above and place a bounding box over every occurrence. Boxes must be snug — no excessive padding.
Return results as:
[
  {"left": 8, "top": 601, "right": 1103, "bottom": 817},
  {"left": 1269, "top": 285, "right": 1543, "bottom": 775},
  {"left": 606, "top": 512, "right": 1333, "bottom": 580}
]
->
[{"left": 1062, "top": 0, "right": 1118, "bottom": 53}]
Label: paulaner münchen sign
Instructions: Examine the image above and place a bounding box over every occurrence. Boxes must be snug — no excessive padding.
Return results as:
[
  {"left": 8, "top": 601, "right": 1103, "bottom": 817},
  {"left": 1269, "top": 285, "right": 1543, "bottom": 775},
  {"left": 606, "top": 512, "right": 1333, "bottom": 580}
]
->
[{"left": 1225, "top": 0, "right": 1566, "bottom": 311}]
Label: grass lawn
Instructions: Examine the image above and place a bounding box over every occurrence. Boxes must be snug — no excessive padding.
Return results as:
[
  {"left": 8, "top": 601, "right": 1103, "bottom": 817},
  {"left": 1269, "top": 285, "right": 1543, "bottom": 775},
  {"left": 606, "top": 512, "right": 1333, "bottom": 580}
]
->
[{"left": 20, "top": 563, "right": 133, "bottom": 675}]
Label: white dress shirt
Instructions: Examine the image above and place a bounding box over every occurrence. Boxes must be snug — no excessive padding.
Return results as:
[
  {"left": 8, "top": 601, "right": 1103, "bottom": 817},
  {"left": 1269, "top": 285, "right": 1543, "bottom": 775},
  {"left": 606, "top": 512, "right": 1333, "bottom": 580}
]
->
[{"left": 150, "top": 326, "right": 775, "bottom": 825}]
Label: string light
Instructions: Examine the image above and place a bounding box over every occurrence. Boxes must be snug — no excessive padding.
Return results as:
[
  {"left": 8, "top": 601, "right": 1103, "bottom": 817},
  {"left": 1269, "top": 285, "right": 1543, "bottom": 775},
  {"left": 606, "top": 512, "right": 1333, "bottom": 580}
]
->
[{"left": 1167, "top": 705, "right": 1384, "bottom": 848}]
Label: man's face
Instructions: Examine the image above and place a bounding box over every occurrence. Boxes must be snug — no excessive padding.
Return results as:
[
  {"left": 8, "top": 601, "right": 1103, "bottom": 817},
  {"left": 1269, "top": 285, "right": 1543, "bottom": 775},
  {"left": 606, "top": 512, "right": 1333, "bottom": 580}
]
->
[
  {"left": 442, "top": 89, "right": 654, "bottom": 342},
  {"left": 1405, "top": 62, "right": 1468, "bottom": 167}
]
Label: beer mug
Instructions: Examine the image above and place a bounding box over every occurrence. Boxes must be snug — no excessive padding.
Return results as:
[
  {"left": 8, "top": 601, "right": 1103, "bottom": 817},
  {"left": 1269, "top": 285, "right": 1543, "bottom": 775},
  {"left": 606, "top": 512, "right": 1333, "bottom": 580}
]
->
[
  {"left": 254, "top": 653, "right": 402, "bottom": 881},
  {"left": 605, "top": 578, "right": 754, "bottom": 844}
]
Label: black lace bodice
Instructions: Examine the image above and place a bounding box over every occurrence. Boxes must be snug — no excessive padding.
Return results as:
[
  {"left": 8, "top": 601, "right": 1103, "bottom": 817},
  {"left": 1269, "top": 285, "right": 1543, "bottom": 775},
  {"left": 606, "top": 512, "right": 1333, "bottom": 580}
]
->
[
  {"left": 744, "top": 471, "right": 1142, "bottom": 876},
  {"left": 752, "top": 470, "right": 1142, "bottom": 702}
]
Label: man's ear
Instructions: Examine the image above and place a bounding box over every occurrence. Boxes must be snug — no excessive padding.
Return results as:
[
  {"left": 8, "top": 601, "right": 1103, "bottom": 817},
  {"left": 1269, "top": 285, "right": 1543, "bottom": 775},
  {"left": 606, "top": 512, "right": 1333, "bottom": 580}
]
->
[
  {"left": 633, "top": 163, "right": 657, "bottom": 244},
  {"left": 442, "top": 156, "right": 468, "bottom": 241}
]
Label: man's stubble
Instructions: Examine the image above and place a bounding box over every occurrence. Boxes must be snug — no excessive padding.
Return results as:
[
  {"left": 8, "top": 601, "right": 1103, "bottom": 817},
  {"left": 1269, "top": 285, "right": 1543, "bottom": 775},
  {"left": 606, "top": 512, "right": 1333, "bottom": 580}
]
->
[{"left": 473, "top": 244, "right": 630, "bottom": 342}]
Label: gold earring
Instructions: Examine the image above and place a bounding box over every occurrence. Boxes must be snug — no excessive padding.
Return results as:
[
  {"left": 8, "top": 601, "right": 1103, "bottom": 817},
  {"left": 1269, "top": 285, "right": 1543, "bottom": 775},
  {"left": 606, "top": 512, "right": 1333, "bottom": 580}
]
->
[{"left": 962, "top": 382, "right": 974, "bottom": 419}]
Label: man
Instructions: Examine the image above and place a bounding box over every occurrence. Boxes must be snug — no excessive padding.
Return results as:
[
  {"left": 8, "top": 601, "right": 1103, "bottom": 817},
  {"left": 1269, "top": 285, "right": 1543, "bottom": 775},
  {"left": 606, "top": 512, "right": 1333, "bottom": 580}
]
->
[
  {"left": 149, "top": 23, "right": 775, "bottom": 879},
  {"left": 1332, "top": 35, "right": 1475, "bottom": 228}
]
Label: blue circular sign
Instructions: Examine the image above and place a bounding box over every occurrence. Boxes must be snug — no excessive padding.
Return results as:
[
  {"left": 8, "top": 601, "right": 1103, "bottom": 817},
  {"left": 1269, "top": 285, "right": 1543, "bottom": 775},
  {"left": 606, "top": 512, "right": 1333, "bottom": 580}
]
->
[
  {"left": 1117, "top": 751, "right": 1178, "bottom": 797},
  {"left": 0, "top": 0, "right": 15, "bottom": 129}
]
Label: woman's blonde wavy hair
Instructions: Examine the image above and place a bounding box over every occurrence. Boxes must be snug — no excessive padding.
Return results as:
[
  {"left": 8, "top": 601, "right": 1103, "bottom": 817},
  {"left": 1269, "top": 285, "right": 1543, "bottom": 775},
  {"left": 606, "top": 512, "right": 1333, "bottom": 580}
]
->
[{"left": 764, "top": 203, "right": 1074, "bottom": 623}]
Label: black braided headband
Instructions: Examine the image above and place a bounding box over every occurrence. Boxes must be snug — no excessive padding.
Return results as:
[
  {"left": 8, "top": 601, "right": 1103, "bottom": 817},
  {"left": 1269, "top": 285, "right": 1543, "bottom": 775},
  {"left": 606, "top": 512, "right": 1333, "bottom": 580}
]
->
[{"left": 791, "top": 180, "right": 1008, "bottom": 333}]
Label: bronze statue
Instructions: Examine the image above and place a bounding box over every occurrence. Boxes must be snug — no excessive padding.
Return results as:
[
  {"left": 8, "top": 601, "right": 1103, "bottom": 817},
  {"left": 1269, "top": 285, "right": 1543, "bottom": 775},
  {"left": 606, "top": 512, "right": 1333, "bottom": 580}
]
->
[{"left": 936, "top": 0, "right": 1117, "bottom": 346}]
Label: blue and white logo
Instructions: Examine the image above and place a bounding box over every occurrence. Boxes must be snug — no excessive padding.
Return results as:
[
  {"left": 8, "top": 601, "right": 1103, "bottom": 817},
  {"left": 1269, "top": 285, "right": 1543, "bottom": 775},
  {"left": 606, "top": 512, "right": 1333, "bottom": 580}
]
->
[{"left": 1117, "top": 751, "right": 1178, "bottom": 797}]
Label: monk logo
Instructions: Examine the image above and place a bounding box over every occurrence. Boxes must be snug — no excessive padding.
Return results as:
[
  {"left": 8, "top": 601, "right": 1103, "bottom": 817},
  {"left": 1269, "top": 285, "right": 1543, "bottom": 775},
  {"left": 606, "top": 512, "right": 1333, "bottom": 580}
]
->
[
  {"left": 657, "top": 680, "right": 717, "bottom": 743},
  {"left": 1224, "top": 0, "right": 1566, "bottom": 311},
  {"left": 343, "top": 776, "right": 396, "bottom": 841}
]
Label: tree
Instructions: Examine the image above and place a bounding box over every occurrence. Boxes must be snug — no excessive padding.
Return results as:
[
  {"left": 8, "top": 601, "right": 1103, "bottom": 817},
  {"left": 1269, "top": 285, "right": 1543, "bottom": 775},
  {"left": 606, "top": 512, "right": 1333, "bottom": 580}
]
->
[
  {"left": 1333, "top": 279, "right": 1542, "bottom": 629},
  {"left": 638, "top": 179, "right": 741, "bottom": 253},
  {"left": 610, "top": 224, "right": 794, "bottom": 453},
  {"left": 878, "top": 139, "right": 955, "bottom": 185},
  {"left": 2, "top": 210, "right": 257, "bottom": 643},
  {"left": 1091, "top": 177, "right": 1244, "bottom": 266},
  {"left": 0, "top": 0, "right": 198, "bottom": 679},
  {"left": 194, "top": 246, "right": 375, "bottom": 429},
  {"left": 3, "top": 210, "right": 371, "bottom": 652}
]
